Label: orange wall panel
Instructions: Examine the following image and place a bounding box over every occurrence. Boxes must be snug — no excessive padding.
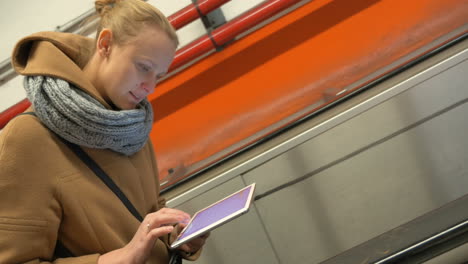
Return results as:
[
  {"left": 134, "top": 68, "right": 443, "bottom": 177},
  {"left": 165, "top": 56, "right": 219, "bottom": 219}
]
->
[{"left": 149, "top": 0, "right": 468, "bottom": 181}]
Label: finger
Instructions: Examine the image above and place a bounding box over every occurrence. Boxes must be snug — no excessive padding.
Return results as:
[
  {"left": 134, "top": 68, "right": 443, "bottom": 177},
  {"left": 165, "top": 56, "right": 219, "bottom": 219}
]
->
[
  {"left": 146, "top": 210, "right": 189, "bottom": 223},
  {"left": 178, "top": 236, "right": 206, "bottom": 253},
  {"left": 178, "top": 222, "right": 188, "bottom": 229},
  {"left": 178, "top": 244, "right": 191, "bottom": 253},
  {"left": 151, "top": 208, "right": 191, "bottom": 219},
  {"left": 147, "top": 225, "right": 174, "bottom": 240},
  {"left": 147, "top": 214, "right": 190, "bottom": 230},
  {"left": 200, "top": 232, "right": 211, "bottom": 239},
  {"left": 189, "top": 237, "right": 207, "bottom": 248},
  {"left": 146, "top": 210, "right": 190, "bottom": 225},
  {"left": 128, "top": 225, "right": 175, "bottom": 257}
]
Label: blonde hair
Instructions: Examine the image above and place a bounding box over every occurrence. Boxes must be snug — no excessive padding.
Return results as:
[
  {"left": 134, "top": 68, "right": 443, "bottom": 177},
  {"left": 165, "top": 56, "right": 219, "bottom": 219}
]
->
[{"left": 94, "top": 0, "right": 179, "bottom": 47}]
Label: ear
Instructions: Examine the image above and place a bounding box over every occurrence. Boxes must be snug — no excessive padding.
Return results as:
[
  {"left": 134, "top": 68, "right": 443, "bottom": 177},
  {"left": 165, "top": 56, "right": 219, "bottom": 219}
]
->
[{"left": 96, "top": 28, "right": 113, "bottom": 57}]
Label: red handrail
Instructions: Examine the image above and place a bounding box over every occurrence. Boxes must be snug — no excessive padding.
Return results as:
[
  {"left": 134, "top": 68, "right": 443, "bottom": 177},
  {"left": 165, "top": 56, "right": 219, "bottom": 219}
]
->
[
  {"left": 0, "top": 98, "right": 31, "bottom": 128},
  {"left": 168, "top": 0, "right": 231, "bottom": 30},
  {"left": 0, "top": 0, "right": 302, "bottom": 129},
  {"left": 170, "top": 0, "right": 303, "bottom": 71}
]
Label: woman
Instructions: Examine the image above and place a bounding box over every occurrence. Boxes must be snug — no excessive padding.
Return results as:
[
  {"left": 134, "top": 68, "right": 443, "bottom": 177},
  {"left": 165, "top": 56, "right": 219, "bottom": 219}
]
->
[{"left": 0, "top": 0, "right": 207, "bottom": 263}]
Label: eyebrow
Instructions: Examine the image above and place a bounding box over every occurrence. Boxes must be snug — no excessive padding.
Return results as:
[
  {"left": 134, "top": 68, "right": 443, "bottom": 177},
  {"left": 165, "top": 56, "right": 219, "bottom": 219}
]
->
[
  {"left": 137, "top": 56, "right": 157, "bottom": 68},
  {"left": 145, "top": 59, "right": 157, "bottom": 68},
  {"left": 137, "top": 55, "right": 168, "bottom": 76}
]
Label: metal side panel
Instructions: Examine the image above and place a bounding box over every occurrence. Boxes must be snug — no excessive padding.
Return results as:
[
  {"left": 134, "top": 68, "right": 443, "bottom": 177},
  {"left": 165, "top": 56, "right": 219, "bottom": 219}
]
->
[
  {"left": 243, "top": 48, "right": 468, "bottom": 196},
  {"left": 249, "top": 93, "right": 468, "bottom": 263},
  {"left": 242, "top": 55, "right": 468, "bottom": 262},
  {"left": 423, "top": 242, "right": 468, "bottom": 264},
  {"left": 173, "top": 176, "right": 279, "bottom": 264}
]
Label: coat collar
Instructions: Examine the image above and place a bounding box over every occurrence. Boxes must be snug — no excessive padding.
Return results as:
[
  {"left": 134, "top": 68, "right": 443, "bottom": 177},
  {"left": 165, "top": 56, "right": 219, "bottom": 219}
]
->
[{"left": 11, "top": 31, "right": 111, "bottom": 109}]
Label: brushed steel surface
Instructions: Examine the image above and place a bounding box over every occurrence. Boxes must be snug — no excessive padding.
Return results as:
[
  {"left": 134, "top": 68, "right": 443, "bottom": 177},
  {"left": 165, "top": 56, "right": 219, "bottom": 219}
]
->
[
  {"left": 252, "top": 101, "right": 468, "bottom": 263},
  {"left": 373, "top": 220, "right": 468, "bottom": 264},
  {"left": 423, "top": 242, "right": 468, "bottom": 264},
  {"left": 321, "top": 194, "right": 468, "bottom": 264},
  {"left": 173, "top": 177, "right": 279, "bottom": 264},
  {"left": 244, "top": 57, "right": 468, "bottom": 263}
]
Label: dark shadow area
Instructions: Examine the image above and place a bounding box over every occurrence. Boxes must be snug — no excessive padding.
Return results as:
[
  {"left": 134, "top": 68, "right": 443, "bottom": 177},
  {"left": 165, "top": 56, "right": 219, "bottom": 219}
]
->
[{"left": 152, "top": 0, "right": 382, "bottom": 122}]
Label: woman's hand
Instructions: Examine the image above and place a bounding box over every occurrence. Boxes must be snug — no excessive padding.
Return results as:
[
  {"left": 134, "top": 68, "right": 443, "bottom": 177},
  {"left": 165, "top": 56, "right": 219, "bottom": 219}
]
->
[
  {"left": 175, "top": 223, "right": 210, "bottom": 255},
  {"left": 98, "top": 208, "right": 190, "bottom": 264}
]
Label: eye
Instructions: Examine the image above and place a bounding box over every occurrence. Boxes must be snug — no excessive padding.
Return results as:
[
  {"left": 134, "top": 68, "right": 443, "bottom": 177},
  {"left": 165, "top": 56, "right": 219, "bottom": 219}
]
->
[
  {"left": 137, "top": 63, "right": 150, "bottom": 73},
  {"left": 156, "top": 72, "right": 166, "bottom": 81},
  {"left": 156, "top": 73, "right": 166, "bottom": 81}
]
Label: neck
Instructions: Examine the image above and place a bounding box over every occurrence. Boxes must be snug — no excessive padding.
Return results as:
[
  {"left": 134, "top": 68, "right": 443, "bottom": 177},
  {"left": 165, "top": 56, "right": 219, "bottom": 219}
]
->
[
  {"left": 82, "top": 54, "right": 100, "bottom": 90},
  {"left": 83, "top": 54, "right": 110, "bottom": 106}
]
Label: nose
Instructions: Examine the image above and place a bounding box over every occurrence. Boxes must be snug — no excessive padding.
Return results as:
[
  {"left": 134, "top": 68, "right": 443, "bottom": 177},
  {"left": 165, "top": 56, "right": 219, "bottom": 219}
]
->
[{"left": 140, "top": 81, "right": 155, "bottom": 95}]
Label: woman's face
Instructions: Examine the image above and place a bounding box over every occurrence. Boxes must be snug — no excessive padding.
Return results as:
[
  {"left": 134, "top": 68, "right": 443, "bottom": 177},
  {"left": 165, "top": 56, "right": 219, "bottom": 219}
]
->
[{"left": 96, "top": 26, "right": 176, "bottom": 110}]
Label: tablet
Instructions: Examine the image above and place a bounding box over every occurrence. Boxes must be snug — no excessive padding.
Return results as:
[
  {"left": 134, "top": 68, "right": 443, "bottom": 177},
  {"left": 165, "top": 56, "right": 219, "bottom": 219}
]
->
[{"left": 170, "top": 183, "right": 256, "bottom": 249}]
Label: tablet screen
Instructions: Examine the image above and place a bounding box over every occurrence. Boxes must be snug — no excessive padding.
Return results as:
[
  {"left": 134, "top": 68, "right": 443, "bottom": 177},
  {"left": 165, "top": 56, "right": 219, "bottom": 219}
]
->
[{"left": 171, "top": 183, "right": 256, "bottom": 248}]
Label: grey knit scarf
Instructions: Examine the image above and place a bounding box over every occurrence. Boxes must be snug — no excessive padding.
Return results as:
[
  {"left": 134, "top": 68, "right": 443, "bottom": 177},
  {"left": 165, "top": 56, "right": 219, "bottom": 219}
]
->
[{"left": 24, "top": 76, "right": 153, "bottom": 156}]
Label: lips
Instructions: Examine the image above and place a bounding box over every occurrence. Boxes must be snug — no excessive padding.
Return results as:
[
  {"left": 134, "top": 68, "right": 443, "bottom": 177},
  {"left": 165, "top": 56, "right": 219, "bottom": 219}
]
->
[{"left": 129, "top": 91, "right": 145, "bottom": 102}]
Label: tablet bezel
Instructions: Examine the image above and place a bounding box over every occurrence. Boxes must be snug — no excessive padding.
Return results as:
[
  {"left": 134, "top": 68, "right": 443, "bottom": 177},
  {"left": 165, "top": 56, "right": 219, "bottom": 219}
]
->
[{"left": 170, "top": 183, "right": 256, "bottom": 249}]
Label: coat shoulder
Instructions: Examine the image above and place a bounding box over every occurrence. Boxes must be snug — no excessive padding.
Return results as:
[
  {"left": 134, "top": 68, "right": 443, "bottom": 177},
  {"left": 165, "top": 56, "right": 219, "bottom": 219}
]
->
[
  {"left": 0, "top": 114, "right": 58, "bottom": 158},
  {"left": 0, "top": 114, "right": 71, "bottom": 183}
]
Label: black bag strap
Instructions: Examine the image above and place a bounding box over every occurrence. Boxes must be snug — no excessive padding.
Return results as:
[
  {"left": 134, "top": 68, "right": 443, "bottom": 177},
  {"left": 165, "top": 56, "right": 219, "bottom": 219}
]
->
[
  {"left": 59, "top": 138, "right": 144, "bottom": 221},
  {"left": 17, "top": 112, "right": 182, "bottom": 263},
  {"left": 19, "top": 112, "right": 143, "bottom": 221},
  {"left": 62, "top": 140, "right": 182, "bottom": 263},
  {"left": 53, "top": 240, "right": 74, "bottom": 258}
]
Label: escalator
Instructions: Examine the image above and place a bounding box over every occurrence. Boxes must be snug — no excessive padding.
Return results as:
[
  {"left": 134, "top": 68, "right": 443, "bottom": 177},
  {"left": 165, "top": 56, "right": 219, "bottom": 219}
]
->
[{"left": 165, "top": 33, "right": 468, "bottom": 264}]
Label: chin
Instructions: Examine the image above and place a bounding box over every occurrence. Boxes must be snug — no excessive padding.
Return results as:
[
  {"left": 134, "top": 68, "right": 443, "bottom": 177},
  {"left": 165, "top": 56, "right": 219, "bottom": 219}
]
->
[
  {"left": 112, "top": 101, "right": 136, "bottom": 110},
  {"left": 120, "top": 104, "right": 137, "bottom": 110}
]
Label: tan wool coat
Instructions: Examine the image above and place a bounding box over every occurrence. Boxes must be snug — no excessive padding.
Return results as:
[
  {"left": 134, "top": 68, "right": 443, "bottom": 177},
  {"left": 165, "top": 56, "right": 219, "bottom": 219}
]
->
[{"left": 0, "top": 32, "right": 199, "bottom": 264}]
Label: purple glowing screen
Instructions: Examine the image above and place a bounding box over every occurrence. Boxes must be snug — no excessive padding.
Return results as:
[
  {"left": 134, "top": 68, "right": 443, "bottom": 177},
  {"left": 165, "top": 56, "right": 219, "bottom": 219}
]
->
[{"left": 177, "top": 185, "right": 254, "bottom": 241}]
